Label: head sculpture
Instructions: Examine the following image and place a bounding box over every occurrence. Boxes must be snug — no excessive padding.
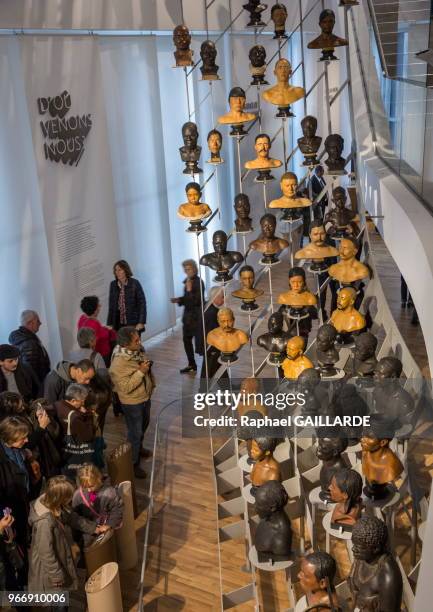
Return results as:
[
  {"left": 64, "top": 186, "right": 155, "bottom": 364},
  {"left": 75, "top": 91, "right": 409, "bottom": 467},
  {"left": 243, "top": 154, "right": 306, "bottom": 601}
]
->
[
  {"left": 200, "top": 40, "right": 217, "bottom": 63},
  {"left": 271, "top": 3, "right": 288, "bottom": 28},
  {"left": 330, "top": 468, "right": 363, "bottom": 510},
  {"left": 213, "top": 230, "right": 228, "bottom": 253},
  {"left": 268, "top": 312, "right": 284, "bottom": 333},
  {"left": 319, "top": 8, "right": 336, "bottom": 33},
  {"left": 249, "top": 44, "right": 266, "bottom": 67},
  {"left": 207, "top": 129, "right": 222, "bottom": 154},
  {"left": 234, "top": 193, "right": 251, "bottom": 217},
  {"left": 316, "top": 429, "right": 348, "bottom": 460},
  {"left": 298, "top": 551, "right": 337, "bottom": 594},
  {"left": 254, "top": 480, "right": 288, "bottom": 518},
  {"left": 325, "top": 134, "right": 344, "bottom": 158},
  {"left": 352, "top": 516, "right": 388, "bottom": 561},
  {"left": 374, "top": 356, "right": 403, "bottom": 382},
  {"left": 301, "top": 115, "right": 318, "bottom": 138},
  {"left": 173, "top": 24, "right": 191, "bottom": 50},
  {"left": 248, "top": 436, "right": 280, "bottom": 462},
  {"left": 354, "top": 332, "right": 378, "bottom": 360},
  {"left": 260, "top": 213, "right": 277, "bottom": 236},
  {"left": 182, "top": 121, "right": 199, "bottom": 148},
  {"left": 316, "top": 324, "right": 338, "bottom": 351}
]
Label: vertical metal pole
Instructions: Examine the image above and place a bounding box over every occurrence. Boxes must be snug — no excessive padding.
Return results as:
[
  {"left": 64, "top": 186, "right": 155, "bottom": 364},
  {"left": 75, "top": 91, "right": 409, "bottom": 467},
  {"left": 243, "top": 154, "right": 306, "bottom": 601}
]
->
[
  {"left": 343, "top": 7, "right": 357, "bottom": 171},
  {"left": 324, "top": 63, "right": 332, "bottom": 135},
  {"left": 248, "top": 314, "right": 255, "bottom": 375},
  {"left": 282, "top": 118, "right": 288, "bottom": 172},
  {"left": 268, "top": 266, "right": 274, "bottom": 312},
  {"left": 180, "top": 0, "right": 184, "bottom": 24},
  {"left": 184, "top": 67, "right": 192, "bottom": 119},
  {"left": 298, "top": 0, "right": 308, "bottom": 116},
  {"left": 236, "top": 137, "right": 243, "bottom": 193},
  {"left": 316, "top": 272, "right": 324, "bottom": 326},
  {"left": 196, "top": 233, "right": 209, "bottom": 388},
  {"left": 257, "top": 84, "right": 262, "bottom": 130},
  {"left": 262, "top": 181, "right": 267, "bottom": 210}
]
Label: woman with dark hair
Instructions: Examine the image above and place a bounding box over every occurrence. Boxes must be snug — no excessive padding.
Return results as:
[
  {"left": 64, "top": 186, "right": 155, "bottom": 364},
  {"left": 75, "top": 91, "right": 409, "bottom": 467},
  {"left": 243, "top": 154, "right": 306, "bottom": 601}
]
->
[
  {"left": 107, "top": 260, "right": 147, "bottom": 334},
  {"left": 78, "top": 296, "right": 116, "bottom": 365}
]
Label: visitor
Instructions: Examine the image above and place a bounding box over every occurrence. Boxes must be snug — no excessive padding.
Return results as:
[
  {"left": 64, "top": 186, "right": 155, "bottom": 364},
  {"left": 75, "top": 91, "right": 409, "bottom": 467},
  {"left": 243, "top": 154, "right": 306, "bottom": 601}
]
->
[
  {"left": 170, "top": 259, "right": 205, "bottom": 374},
  {"left": 107, "top": 260, "right": 147, "bottom": 334},
  {"left": 44, "top": 359, "right": 95, "bottom": 403},
  {"left": 9, "top": 310, "right": 51, "bottom": 391},
  {"left": 0, "top": 344, "right": 38, "bottom": 403},
  {"left": 109, "top": 326, "right": 155, "bottom": 478},
  {"left": 69, "top": 327, "right": 107, "bottom": 372},
  {"left": 78, "top": 296, "right": 116, "bottom": 366},
  {"left": 199, "top": 286, "right": 226, "bottom": 379},
  {"left": 310, "top": 165, "right": 328, "bottom": 219}
]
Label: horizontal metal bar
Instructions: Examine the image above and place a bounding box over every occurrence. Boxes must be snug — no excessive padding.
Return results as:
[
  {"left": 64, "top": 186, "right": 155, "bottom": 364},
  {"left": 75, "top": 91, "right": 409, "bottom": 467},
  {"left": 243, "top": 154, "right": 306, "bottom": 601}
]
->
[{"left": 330, "top": 78, "right": 349, "bottom": 106}]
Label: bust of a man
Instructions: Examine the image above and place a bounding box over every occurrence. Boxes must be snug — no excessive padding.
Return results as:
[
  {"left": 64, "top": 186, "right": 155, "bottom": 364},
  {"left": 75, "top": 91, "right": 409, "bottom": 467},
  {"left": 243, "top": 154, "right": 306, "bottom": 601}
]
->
[
  {"left": 200, "top": 40, "right": 219, "bottom": 80},
  {"left": 324, "top": 134, "right": 346, "bottom": 174},
  {"left": 234, "top": 193, "right": 253, "bottom": 233},
  {"left": 295, "top": 220, "right": 338, "bottom": 266},
  {"left": 262, "top": 59, "right": 306, "bottom": 117},
  {"left": 254, "top": 480, "right": 292, "bottom": 563},
  {"left": 245, "top": 133, "right": 282, "bottom": 171},
  {"left": 179, "top": 121, "right": 202, "bottom": 175},
  {"left": 307, "top": 9, "right": 349, "bottom": 61},
  {"left": 330, "top": 468, "right": 363, "bottom": 528},
  {"left": 278, "top": 266, "right": 317, "bottom": 308},
  {"left": 249, "top": 214, "right": 289, "bottom": 264},
  {"left": 257, "top": 312, "right": 291, "bottom": 365},
  {"left": 316, "top": 432, "right": 349, "bottom": 501},
  {"left": 249, "top": 45, "right": 268, "bottom": 85},
  {"left": 177, "top": 182, "right": 212, "bottom": 231},
  {"left": 361, "top": 415, "right": 404, "bottom": 499},
  {"left": 218, "top": 87, "right": 256, "bottom": 135},
  {"left": 271, "top": 3, "right": 288, "bottom": 39},
  {"left": 206, "top": 307, "right": 248, "bottom": 361},
  {"left": 249, "top": 437, "right": 282, "bottom": 489},
  {"left": 232, "top": 265, "right": 264, "bottom": 310},
  {"left": 297, "top": 367, "right": 322, "bottom": 416},
  {"left": 298, "top": 552, "right": 340, "bottom": 610},
  {"left": 200, "top": 230, "right": 243, "bottom": 282},
  {"left": 207, "top": 129, "right": 223, "bottom": 164},
  {"left": 353, "top": 332, "right": 378, "bottom": 377},
  {"left": 243, "top": 0, "right": 267, "bottom": 27},
  {"left": 350, "top": 517, "right": 403, "bottom": 611},
  {"left": 328, "top": 237, "right": 370, "bottom": 284},
  {"left": 373, "top": 357, "right": 415, "bottom": 426},
  {"left": 298, "top": 115, "right": 322, "bottom": 166},
  {"left": 325, "top": 187, "right": 358, "bottom": 237},
  {"left": 269, "top": 172, "right": 312, "bottom": 210},
  {"left": 282, "top": 336, "right": 314, "bottom": 380},
  {"left": 330, "top": 287, "right": 366, "bottom": 335},
  {"left": 173, "top": 24, "right": 194, "bottom": 67},
  {"left": 316, "top": 324, "right": 340, "bottom": 375},
  {"left": 237, "top": 378, "right": 267, "bottom": 417}
]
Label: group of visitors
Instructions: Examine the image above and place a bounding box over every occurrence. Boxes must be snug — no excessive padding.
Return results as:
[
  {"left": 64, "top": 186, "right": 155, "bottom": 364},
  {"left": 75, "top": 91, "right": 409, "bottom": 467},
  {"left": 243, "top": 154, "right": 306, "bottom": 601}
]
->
[{"left": 0, "top": 260, "right": 153, "bottom": 609}]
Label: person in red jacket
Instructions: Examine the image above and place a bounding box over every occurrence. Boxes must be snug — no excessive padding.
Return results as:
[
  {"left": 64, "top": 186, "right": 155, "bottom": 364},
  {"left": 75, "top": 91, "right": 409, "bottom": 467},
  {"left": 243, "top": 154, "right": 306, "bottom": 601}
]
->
[{"left": 78, "top": 296, "right": 116, "bottom": 366}]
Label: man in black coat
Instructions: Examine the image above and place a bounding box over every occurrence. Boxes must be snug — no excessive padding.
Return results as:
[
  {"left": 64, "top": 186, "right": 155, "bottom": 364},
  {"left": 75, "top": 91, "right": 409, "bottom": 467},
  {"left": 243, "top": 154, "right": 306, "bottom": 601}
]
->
[
  {"left": 9, "top": 310, "right": 51, "bottom": 390},
  {"left": 0, "top": 344, "right": 38, "bottom": 403},
  {"left": 171, "top": 259, "right": 205, "bottom": 374},
  {"left": 198, "top": 287, "right": 226, "bottom": 379},
  {"left": 311, "top": 165, "right": 328, "bottom": 219}
]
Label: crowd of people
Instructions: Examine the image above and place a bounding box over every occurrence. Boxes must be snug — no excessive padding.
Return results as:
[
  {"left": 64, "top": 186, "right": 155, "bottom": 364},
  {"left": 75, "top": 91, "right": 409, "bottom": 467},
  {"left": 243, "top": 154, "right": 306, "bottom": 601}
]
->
[{"left": 0, "top": 260, "right": 153, "bottom": 609}]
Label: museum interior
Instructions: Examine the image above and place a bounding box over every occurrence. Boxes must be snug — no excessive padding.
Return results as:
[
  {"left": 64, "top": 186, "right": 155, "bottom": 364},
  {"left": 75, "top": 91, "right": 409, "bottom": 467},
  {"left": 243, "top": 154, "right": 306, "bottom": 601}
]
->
[{"left": 0, "top": 0, "right": 433, "bottom": 610}]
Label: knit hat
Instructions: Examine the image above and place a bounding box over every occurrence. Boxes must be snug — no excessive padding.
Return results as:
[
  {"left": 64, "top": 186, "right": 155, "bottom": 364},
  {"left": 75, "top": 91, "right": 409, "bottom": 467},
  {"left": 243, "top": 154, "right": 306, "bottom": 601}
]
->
[{"left": 0, "top": 344, "right": 20, "bottom": 361}]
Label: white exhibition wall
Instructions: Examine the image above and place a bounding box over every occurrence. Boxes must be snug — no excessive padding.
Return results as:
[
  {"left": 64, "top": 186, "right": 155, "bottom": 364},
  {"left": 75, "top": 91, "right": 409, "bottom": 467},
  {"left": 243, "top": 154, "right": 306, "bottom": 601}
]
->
[{"left": 0, "top": 2, "right": 352, "bottom": 360}]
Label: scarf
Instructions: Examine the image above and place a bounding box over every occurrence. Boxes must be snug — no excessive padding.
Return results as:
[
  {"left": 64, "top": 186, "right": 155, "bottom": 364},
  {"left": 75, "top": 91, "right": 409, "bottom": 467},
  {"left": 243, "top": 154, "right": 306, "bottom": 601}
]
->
[
  {"left": 112, "top": 344, "right": 144, "bottom": 362},
  {"left": 117, "top": 280, "right": 128, "bottom": 326}
]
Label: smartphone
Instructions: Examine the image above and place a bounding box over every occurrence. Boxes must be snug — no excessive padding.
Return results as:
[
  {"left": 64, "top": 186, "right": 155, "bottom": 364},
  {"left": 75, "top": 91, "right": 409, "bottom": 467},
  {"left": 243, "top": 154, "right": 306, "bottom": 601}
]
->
[
  {"left": 3, "top": 507, "right": 11, "bottom": 517},
  {"left": 36, "top": 403, "right": 46, "bottom": 418}
]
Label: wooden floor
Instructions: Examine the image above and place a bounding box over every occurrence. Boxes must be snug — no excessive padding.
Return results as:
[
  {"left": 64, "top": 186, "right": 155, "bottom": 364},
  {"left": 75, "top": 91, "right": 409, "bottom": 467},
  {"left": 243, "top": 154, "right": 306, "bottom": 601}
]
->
[{"left": 92, "top": 221, "right": 431, "bottom": 612}]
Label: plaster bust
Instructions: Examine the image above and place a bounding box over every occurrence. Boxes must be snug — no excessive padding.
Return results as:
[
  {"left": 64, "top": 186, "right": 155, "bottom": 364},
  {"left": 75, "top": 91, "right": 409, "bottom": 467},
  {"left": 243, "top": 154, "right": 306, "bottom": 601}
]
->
[
  {"left": 206, "top": 307, "right": 248, "bottom": 361},
  {"left": 262, "top": 59, "right": 306, "bottom": 117}
]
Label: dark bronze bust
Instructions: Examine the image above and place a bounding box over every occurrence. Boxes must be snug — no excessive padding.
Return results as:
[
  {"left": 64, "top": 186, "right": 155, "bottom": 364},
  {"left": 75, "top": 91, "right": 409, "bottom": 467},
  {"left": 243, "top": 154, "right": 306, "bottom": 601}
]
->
[
  {"left": 298, "top": 115, "right": 322, "bottom": 166},
  {"left": 353, "top": 332, "right": 378, "bottom": 377},
  {"left": 257, "top": 312, "right": 291, "bottom": 365},
  {"left": 271, "top": 3, "right": 288, "bottom": 39},
  {"left": 249, "top": 213, "right": 289, "bottom": 265},
  {"left": 179, "top": 121, "right": 202, "bottom": 175},
  {"left": 324, "top": 134, "right": 346, "bottom": 175},
  {"left": 249, "top": 45, "right": 269, "bottom": 85},
  {"left": 297, "top": 368, "right": 322, "bottom": 417},
  {"left": 234, "top": 193, "right": 253, "bottom": 233},
  {"left": 173, "top": 24, "right": 194, "bottom": 67},
  {"left": 200, "top": 230, "right": 243, "bottom": 282},
  {"left": 243, "top": 0, "right": 268, "bottom": 27},
  {"left": 316, "top": 324, "right": 340, "bottom": 376},
  {"left": 307, "top": 9, "right": 349, "bottom": 62},
  {"left": 324, "top": 187, "right": 357, "bottom": 237},
  {"left": 316, "top": 432, "right": 348, "bottom": 502},
  {"left": 254, "top": 480, "right": 292, "bottom": 563},
  {"left": 373, "top": 357, "right": 415, "bottom": 427},
  {"left": 200, "top": 40, "right": 219, "bottom": 80},
  {"left": 350, "top": 516, "right": 403, "bottom": 612}
]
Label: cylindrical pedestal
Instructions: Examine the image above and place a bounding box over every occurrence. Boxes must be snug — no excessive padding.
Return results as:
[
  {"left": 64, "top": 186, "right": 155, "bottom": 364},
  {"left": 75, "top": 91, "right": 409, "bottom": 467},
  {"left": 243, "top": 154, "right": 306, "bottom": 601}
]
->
[
  {"left": 107, "top": 443, "right": 137, "bottom": 517},
  {"left": 84, "top": 529, "right": 117, "bottom": 578},
  {"left": 85, "top": 562, "right": 123, "bottom": 612},
  {"left": 115, "top": 481, "right": 138, "bottom": 570}
]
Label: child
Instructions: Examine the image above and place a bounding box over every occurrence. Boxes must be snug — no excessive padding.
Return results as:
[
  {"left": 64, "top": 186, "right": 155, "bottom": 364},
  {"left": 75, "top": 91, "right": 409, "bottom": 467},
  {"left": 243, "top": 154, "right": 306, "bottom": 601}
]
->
[{"left": 72, "top": 464, "right": 123, "bottom": 546}]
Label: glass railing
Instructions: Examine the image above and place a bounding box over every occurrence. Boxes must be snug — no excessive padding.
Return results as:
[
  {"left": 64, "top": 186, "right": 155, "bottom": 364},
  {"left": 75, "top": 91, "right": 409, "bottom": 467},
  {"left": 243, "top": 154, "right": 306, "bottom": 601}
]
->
[{"left": 353, "top": 0, "right": 433, "bottom": 207}]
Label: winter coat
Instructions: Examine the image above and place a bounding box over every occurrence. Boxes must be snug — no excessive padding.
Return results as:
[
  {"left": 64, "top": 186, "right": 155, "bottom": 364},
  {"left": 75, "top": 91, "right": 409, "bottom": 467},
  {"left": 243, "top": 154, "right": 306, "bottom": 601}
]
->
[
  {"left": 53, "top": 400, "right": 95, "bottom": 444},
  {"left": 0, "top": 362, "right": 38, "bottom": 403},
  {"left": 25, "top": 409, "right": 62, "bottom": 479},
  {"left": 179, "top": 275, "right": 205, "bottom": 337},
  {"left": 9, "top": 327, "right": 51, "bottom": 387},
  {"left": 43, "top": 361, "right": 74, "bottom": 404},
  {"left": 28, "top": 497, "right": 78, "bottom": 591},
  {"left": 0, "top": 443, "right": 31, "bottom": 550},
  {"left": 69, "top": 347, "right": 106, "bottom": 372},
  {"left": 77, "top": 315, "right": 116, "bottom": 359},
  {"left": 109, "top": 350, "right": 155, "bottom": 405},
  {"left": 107, "top": 277, "right": 147, "bottom": 330},
  {"left": 72, "top": 484, "right": 123, "bottom": 529}
]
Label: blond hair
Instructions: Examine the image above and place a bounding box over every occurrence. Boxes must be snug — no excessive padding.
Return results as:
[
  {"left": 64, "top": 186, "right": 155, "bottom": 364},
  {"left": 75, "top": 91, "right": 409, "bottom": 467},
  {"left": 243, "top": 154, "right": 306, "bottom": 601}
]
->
[
  {"left": 42, "top": 476, "right": 75, "bottom": 514},
  {"left": 77, "top": 463, "right": 103, "bottom": 491}
]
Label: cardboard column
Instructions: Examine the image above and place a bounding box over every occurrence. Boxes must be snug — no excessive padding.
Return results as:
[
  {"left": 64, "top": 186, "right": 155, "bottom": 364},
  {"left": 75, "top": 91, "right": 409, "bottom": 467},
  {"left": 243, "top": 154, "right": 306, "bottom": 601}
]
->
[
  {"left": 84, "top": 529, "right": 117, "bottom": 577},
  {"left": 85, "top": 562, "right": 123, "bottom": 612},
  {"left": 107, "top": 442, "right": 137, "bottom": 516},
  {"left": 115, "top": 480, "right": 138, "bottom": 570}
]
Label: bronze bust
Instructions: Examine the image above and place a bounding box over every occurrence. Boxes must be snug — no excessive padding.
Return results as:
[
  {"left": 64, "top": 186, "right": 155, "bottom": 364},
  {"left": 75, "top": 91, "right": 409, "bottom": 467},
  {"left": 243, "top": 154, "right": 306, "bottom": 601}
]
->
[
  {"left": 307, "top": 9, "right": 348, "bottom": 62},
  {"left": 234, "top": 193, "right": 253, "bottom": 233},
  {"left": 298, "top": 115, "right": 322, "bottom": 166},
  {"left": 271, "top": 3, "right": 288, "bottom": 39},
  {"left": 200, "top": 40, "right": 219, "bottom": 80},
  {"left": 173, "top": 24, "right": 194, "bottom": 67},
  {"left": 249, "top": 45, "right": 269, "bottom": 85},
  {"left": 324, "top": 134, "right": 346, "bottom": 175},
  {"left": 179, "top": 121, "right": 202, "bottom": 175},
  {"left": 243, "top": 0, "right": 268, "bottom": 28},
  {"left": 257, "top": 312, "right": 291, "bottom": 365},
  {"left": 200, "top": 230, "right": 243, "bottom": 282}
]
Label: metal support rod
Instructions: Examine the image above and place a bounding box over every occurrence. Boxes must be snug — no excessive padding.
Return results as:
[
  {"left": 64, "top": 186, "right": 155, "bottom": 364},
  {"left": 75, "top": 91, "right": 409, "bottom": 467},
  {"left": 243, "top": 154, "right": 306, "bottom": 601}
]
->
[
  {"left": 248, "top": 314, "right": 255, "bottom": 375},
  {"left": 324, "top": 62, "right": 332, "bottom": 135},
  {"left": 184, "top": 66, "right": 192, "bottom": 119},
  {"left": 298, "top": 0, "right": 308, "bottom": 117},
  {"left": 329, "top": 78, "right": 349, "bottom": 107},
  {"left": 196, "top": 233, "right": 209, "bottom": 387},
  {"left": 236, "top": 137, "right": 243, "bottom": 193},
  {"left": 268, "top": 266, "right": 274, "bottom": 312},
  {"left": 282, "top": 118, "right": 288, "bottom": 172},
  {"left": 262, "top": 181, "right": 267, "bottom": 211},
  {"left": 343, "top": 8, "right": 358, "bottom": 173}
]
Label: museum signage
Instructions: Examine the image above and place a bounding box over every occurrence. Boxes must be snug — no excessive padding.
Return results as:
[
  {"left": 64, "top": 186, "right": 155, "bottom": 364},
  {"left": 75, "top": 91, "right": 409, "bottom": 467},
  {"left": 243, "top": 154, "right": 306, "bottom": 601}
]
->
[{"left": 37, "top": 90, "right": 92, "bottom": 166}]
